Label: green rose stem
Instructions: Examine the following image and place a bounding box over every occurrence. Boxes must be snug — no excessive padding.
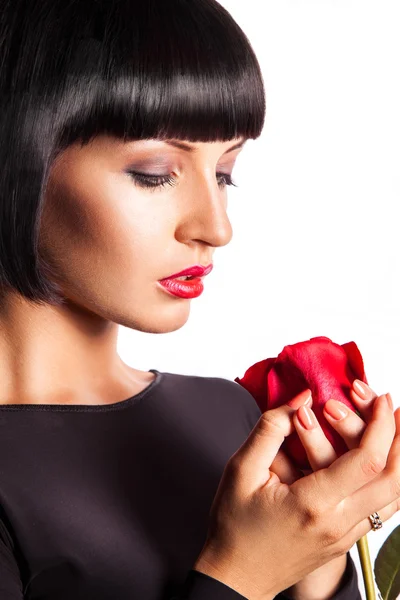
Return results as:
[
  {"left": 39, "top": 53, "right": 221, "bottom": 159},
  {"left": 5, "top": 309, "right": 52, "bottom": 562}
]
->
[{"left": 357, "top": 534, "right": 376, "bottom": 599}]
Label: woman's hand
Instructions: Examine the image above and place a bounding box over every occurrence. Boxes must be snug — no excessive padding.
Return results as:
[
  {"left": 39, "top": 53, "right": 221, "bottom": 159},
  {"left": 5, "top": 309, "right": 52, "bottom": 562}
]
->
[
  {"left": 269, "top": 380, "right": 392, "bottom": 600},
  {"left": 195, "top": 385, "right": 399, "bottom": 600}
]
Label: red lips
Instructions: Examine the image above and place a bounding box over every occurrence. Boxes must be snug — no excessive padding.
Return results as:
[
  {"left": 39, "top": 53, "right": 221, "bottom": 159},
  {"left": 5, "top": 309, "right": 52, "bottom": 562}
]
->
[{"left": 160, "top": 263, "right": 213, "bottom": 280}]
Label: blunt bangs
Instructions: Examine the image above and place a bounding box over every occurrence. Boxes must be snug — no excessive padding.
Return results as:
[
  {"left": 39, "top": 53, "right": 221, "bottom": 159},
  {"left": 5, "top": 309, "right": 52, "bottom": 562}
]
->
[
  {"left": 57, "top": 0, "right": 266, "bottom": 148},
  {"left": 0, "top": 0, "right": 266, "bottom": 305}
]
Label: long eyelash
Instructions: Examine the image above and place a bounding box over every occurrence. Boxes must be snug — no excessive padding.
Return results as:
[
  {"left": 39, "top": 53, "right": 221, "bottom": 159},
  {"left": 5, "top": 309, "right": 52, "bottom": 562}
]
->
[
  {"left": 127, "top": 171, "right": 238, "bottom": 190},
  {"left": 127, "top": 172, "right": 177, "bottom": 190},
  {"left": 217, "top": 173, "right": 238, "bottom": 189}
]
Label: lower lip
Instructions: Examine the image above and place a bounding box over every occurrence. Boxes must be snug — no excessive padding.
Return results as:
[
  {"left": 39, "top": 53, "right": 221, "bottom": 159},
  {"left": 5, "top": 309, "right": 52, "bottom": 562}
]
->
[{"left": 158, "top": 277, "right": 205, "bottom": 298}]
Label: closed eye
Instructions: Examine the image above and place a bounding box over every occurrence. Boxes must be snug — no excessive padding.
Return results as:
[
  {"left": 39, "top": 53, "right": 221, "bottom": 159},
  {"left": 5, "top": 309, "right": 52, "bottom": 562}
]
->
[{"left": 127, "top": 171, "right": 238, "bottom": 190}]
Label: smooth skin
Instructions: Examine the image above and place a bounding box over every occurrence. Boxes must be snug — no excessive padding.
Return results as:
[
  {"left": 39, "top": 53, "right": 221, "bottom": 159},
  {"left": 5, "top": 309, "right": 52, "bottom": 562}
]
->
[
  {"left": 0, "top": 135, "right": 243, "bottom": 405},
  {"left": 1, "top": 135, "right": 398, "bottom": 598},
  {"left": 194, "top": 384, "right": 400, "bottom": 600},
  {"left": 270, "top": 381, "right": 395, "bottom": 599}
]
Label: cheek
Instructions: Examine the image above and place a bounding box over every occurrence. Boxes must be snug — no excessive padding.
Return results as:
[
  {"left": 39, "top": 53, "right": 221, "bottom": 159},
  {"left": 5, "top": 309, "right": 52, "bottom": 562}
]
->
[{"left": 39, "top": 176, "right": 172, "bottom": 285}]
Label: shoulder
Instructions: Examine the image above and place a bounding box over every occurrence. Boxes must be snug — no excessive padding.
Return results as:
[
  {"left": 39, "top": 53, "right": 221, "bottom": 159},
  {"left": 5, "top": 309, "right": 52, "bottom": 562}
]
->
[{"left": 159, "top": 370, "right": 262, "bottom": 432}]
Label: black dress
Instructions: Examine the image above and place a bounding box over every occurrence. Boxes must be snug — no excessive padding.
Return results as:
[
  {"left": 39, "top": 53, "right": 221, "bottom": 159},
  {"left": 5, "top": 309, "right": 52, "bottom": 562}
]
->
[{"left": 0, "top": 369, "right": 361, "bottom": 599}]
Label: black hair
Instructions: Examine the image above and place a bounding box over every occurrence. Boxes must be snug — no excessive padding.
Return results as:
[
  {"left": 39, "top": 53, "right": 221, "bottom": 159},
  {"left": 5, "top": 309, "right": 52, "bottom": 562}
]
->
[{"left": 0, "top": 0, "right": 266, "bottom": 306}]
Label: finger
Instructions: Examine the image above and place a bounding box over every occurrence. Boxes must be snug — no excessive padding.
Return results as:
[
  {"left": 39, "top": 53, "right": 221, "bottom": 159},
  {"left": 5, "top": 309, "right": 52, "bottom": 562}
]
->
[
  {"left": 350, "top": 379, "right": 378, "bottom": 422},
  {"left": 343, "top": 406, "right": 400, "bottom": 540},
  {"left": 323, "top": 399, "right": 368, "bottom": 450},
  {"left": 270, "top": 449, "right": 303, "bottom": 485},
  {"left": 231, "top": 389, "right": 312, "bottom": 494},
  {"left": 393, "top": 398, "right": 400, "bottom": 436},
  {"left": 358, "top": 393, "right": 396, "bottom": 458},
  {"left": 341, "top": 493, "right": 400, "bottom": 554},
  {"left": 352, "top": 379, "right": 378, "bottom": 401},
  {"left": 292, "top": 405, "right": 338, "bottom": 471},
  {"left": 292, "top": 394, "right": 396, "bottom": 510}
]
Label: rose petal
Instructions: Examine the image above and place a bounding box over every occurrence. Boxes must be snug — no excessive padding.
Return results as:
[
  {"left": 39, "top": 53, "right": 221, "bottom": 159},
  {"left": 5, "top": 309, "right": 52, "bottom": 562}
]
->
[{"left": 235, "top": 337, "right": 367, "bottom": 471}]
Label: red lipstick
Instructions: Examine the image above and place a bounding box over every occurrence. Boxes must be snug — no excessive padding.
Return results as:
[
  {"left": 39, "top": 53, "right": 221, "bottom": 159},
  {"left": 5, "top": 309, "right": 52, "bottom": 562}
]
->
[{"left": 158, "top": 263, "right": 213, "bottom": 299}]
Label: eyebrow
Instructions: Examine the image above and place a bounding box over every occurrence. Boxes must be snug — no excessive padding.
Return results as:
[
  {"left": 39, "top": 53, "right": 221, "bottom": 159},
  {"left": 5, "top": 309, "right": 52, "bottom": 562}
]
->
[{"left": 163, "top": 139, "right": 247, "bottom": 154}]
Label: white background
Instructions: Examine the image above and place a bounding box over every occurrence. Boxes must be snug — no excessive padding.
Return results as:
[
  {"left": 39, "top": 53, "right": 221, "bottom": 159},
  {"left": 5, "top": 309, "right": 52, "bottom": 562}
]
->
[{"left": 118, "top": 2, "right": 400, "bottom": 598}]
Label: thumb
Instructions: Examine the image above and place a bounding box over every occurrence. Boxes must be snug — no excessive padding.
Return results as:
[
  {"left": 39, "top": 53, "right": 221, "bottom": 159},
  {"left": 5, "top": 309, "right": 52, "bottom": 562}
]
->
[{"left": 232, "top": 389, "right": 312, "bottom": 494}]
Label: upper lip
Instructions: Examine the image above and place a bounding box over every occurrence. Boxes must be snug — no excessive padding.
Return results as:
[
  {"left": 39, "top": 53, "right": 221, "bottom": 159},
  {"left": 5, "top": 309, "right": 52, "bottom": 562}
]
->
[{"left": 160, "top": 263, "right": 214, "bottom": 280}]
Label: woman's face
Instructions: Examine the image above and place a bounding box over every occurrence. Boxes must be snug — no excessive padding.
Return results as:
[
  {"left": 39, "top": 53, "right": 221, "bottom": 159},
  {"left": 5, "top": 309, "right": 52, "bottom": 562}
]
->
[{"left": 39, "top": 134, "right": 245, "bottom": 333}]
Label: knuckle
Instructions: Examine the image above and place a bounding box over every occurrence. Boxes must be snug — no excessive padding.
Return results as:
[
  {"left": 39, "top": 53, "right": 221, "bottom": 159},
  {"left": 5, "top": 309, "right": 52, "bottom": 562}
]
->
[
  {"left": 325, "top": 530, "right": 343, "bottom": 549},
  {"left": 291, "top": 479, "right": 325, "bottom": 525},
  {"left": 298, "top": 499, "right": 323, "bottom": 526},
  {"left": 318, "top": 523, "right": 343, "bottom": 548},
  {"left": 259, "top": 412, "right": 285, "bottom": 435},
  {"left": 361, "top": 453, "right": 386, "bottom": 477}
]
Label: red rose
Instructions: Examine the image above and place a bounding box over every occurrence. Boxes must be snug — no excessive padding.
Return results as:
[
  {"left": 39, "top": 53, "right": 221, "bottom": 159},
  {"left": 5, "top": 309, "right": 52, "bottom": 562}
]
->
[{"left": 234, "top": 336, "right": 368, "bottom": 471}]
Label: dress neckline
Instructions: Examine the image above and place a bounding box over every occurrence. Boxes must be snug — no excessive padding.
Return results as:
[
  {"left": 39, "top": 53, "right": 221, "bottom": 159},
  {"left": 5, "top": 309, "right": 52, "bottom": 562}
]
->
[{"left": 0, "top": 369, "right": 163, "bottom": 412}]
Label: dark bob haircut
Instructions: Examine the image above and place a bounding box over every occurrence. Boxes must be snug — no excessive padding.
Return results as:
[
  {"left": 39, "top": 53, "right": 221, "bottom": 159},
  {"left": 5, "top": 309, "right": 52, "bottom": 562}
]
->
[{"left": 0, "top": 0, "right": 266, "bottom": 306}]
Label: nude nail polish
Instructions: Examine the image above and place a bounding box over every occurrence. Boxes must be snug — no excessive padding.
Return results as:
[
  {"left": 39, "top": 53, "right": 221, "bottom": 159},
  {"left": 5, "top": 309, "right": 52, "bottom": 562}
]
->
[
  {"left": 288, "top": 390, "right": 312, "bottom": 409},
  {"left": 353, "top": 379, "right": 367, "bottom": 399},
  {"left": 325, "top": 400, "right": 348, "bottom": 420},
  {"left": 298, "top": 405, "right": 315, "bottom": 430}
]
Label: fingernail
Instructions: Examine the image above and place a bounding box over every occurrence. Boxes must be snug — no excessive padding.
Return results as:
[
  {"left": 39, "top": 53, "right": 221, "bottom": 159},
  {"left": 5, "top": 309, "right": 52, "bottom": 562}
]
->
[
  {"left": 386, "top": 393, "right": 393, "bottom": 411},
  {"left": 324, "top": 399, "right": 348, "bottom": 420},
  {"left": 288, "top": 390, "right": 312, "bottom": 409},
  {"left": 353, "top": 379, "right": 368, "bottom": 399},
  {"left": 297, "top": 405, "right": 315, "bottom": 430}
]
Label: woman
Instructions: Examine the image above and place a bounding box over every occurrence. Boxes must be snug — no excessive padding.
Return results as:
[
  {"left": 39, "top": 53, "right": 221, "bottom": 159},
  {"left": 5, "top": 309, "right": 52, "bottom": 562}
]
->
[{"left": 1, "top": 0, "right": 399, "bottom": 599}]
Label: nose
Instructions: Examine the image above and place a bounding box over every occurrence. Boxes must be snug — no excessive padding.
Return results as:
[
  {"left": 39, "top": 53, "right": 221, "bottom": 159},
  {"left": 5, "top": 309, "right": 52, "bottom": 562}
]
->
[{"left": 174, "top": 172, "right": 233, "bottom": 249}]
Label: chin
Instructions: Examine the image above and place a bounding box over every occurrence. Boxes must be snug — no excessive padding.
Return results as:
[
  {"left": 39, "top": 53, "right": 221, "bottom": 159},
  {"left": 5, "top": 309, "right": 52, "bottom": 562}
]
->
[
  {"left": 115, "top": 303, "right": 192, "bottom": 334},
  {"left": 149, "top": 309, "right": 192, "bottom": 335}
]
